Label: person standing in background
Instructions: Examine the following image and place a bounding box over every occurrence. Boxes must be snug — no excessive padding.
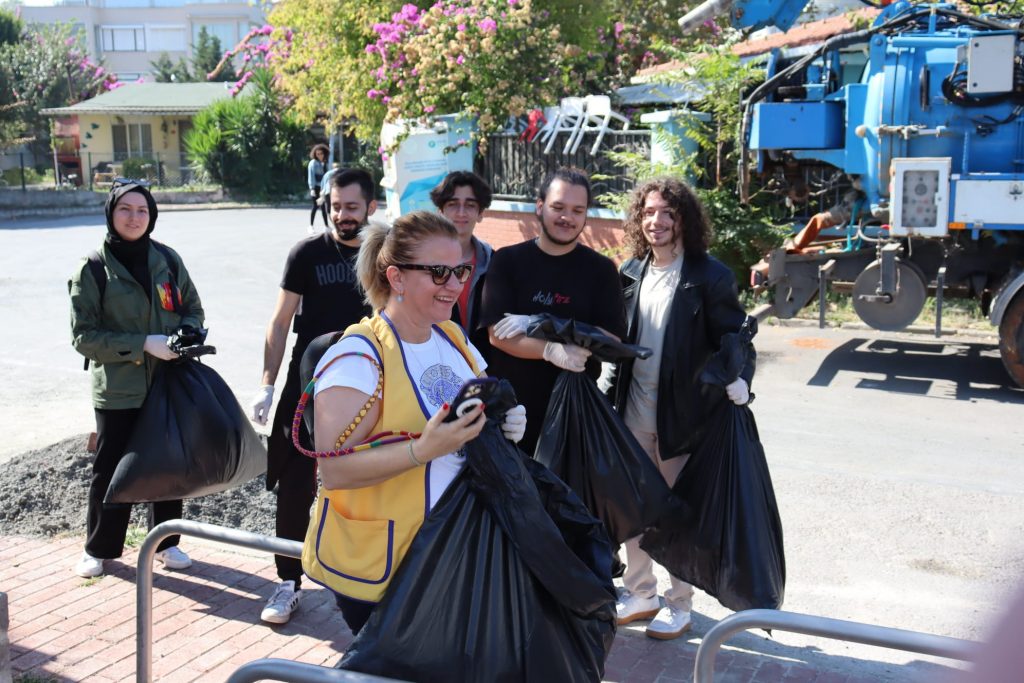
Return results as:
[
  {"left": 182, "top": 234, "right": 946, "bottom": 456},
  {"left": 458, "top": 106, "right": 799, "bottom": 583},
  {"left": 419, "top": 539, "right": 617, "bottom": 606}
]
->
[
  {"left": 429, "top": 171, "right": 494, "bottom": 358},
  {"left": 68, "top": 181, "right": 204, "bottom": 578},
  {"left": 480, "top": 167, "right": 626, "bottom": 454},
  {"left": 249, "top": 168, "right": 376, "bottom": 624},
  {"left": 307, "top": 144, "right": 330, "bottom": 232},
  {"left": 609, "top": 177, "right": 755, "bottom": 640}
]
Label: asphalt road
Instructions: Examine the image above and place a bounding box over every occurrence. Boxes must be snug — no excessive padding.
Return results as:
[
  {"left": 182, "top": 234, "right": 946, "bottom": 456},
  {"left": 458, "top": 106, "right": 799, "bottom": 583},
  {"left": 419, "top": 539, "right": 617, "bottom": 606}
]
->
[{"left": 3, "top": 207, "right": 1023, "bottom": 680}]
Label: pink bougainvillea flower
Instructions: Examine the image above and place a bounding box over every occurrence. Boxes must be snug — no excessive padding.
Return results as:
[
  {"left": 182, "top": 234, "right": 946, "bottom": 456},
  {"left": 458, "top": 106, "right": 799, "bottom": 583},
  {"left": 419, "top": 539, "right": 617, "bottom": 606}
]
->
[
  {"left": 477, "top": 18, "right": 497, "bottom": 32},
  {"left": 456, "top": 54, "right": 465, "bottom": 65},
  {"left": 424, "top": 105, "right": 435, "bottom": 113}
]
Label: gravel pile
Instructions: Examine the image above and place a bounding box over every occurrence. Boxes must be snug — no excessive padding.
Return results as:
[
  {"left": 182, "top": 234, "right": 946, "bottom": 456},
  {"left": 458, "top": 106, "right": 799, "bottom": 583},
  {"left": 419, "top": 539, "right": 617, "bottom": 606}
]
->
[{"left": 0, "top": 434, "right": 277, "bottom": 538}]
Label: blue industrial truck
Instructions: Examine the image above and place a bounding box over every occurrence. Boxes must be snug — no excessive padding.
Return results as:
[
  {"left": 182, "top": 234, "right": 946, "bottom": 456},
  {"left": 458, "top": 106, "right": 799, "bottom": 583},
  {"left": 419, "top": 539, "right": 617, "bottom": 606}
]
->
[{"left": 679, "top": 0, "right": 1024, "bottom": 386}]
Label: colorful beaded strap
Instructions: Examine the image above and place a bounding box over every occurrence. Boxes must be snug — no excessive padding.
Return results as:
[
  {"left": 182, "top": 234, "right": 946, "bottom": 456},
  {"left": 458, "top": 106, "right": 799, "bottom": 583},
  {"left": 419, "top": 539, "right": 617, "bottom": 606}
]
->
[{"left": 291, "top": 351, "right": 420, "bottom": 459}]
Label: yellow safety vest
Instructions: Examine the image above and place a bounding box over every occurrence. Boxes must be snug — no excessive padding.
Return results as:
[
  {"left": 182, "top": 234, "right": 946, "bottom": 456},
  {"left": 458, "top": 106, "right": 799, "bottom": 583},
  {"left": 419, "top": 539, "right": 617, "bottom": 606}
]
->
[{"left": 302, "top": 313, "right": 480, "bottom": 603}]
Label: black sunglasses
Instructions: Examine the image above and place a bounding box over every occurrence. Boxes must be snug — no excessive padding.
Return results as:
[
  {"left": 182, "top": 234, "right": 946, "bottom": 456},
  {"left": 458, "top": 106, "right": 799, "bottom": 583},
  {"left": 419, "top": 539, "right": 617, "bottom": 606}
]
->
[
  {"left": 397, "top": 263, "right": 474, "bottom": 285},
  {"left": 111, "top": 177, "right": 151, "bottom": 189}
]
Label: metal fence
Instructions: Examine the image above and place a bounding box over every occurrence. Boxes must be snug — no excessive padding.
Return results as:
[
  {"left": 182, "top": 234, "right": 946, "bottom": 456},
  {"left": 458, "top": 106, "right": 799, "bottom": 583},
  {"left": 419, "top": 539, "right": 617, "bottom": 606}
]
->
[
  {"left": 477, "top": 129, "right": 651, "bottom": 203},
  {"left": 0, "top": 150, "right": 211, "bottom": 191},
  {"left": 693, "top": 609, "right": 978, "bottom": 683}
]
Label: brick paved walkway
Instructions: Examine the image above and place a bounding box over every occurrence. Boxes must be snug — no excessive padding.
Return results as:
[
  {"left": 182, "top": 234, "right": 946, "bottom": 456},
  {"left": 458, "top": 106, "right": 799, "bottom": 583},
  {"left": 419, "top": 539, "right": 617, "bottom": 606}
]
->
[{"left": 1, "top": 535, "right": 905, "bottom": 682}]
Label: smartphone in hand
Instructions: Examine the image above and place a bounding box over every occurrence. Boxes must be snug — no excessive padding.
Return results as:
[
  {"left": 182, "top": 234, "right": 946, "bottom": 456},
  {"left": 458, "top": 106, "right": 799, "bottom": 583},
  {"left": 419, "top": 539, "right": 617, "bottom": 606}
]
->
[{"left": 443, "top": 377, "right": 500, "bottom": 422}]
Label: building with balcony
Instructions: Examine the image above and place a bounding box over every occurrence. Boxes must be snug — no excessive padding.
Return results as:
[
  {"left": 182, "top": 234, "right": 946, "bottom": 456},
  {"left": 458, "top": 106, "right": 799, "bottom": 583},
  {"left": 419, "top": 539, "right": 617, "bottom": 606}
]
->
[{"left": 15, "top": 0, "right": 264, "bottom": 82}]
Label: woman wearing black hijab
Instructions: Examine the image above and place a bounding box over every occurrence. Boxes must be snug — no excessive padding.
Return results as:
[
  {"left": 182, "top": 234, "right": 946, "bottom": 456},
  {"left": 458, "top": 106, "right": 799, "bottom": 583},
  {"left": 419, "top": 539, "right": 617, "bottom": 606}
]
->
[{"left": 68, "top": 181, "right": 205, "bottom": 578}]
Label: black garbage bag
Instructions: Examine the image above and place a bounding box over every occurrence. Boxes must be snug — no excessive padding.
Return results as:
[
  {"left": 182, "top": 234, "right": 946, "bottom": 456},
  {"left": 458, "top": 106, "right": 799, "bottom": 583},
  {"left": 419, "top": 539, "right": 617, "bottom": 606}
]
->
[
  {"left": 340, "top": 380, "right": 616, "bottom": 683},
  {"left": 526, "top": 312, "right": 652, "bottom": 362},
  {"left": 640, "top": 318, "right": 786, "bottom": 612},
  {"left": 105, "top": 344, "right": 266, "bottom": 503},
  {"left": 529, "top": 314, "right": 673, "bottom": 544}
]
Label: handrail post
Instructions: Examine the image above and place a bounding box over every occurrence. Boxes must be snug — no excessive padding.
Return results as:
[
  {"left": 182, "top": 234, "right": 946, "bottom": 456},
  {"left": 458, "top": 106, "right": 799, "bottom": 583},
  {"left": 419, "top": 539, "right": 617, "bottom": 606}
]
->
[{"left": 136, "top": 520, "right": 303, "bottom": 683}]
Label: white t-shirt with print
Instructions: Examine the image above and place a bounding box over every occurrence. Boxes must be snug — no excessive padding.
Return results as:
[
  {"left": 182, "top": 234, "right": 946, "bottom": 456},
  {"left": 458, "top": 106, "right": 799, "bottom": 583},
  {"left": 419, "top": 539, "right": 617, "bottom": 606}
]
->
[{"left": 314, "top": 327, "right": 487, "bottom": 510}]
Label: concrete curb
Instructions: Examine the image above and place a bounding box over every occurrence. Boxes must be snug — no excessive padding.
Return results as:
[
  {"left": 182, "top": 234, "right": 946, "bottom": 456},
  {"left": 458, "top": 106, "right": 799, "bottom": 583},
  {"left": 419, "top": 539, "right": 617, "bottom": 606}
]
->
[
  {"left": 764, "top": 316, "right": 998, "bottom": 341},
  {"left": 1, "top": 201, "right": 307, "bottom": 221}
]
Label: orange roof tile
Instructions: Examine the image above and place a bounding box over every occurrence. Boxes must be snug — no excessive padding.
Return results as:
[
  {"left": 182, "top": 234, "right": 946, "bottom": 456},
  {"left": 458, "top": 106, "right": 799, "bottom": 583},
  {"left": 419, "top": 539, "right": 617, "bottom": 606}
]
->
[{"left": 634, "top": 7, "right": 881, "bottom": 79}]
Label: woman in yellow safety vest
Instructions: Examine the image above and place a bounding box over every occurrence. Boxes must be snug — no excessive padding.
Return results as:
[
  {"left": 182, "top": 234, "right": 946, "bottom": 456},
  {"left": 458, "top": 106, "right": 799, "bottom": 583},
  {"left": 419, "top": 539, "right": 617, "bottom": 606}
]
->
[{"left": 301, "top": 210, "right": 527, "bottom": 634}]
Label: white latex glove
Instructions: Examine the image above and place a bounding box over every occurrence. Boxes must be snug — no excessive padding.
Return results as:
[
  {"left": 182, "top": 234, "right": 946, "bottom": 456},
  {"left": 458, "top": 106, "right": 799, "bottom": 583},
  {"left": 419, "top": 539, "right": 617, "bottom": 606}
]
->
[
  {"left": 543, "top": 341, "right": 591, "bottom": 372},
  {"left": 310, "top": 188, "right": 317, "bottom": 198},
  {"left": 725, "top": 378, "right": 750, "bottom": 405},
  {"left": 493, "top": 313, "right": 530, "bottom": 340},
  {"left": 501, "top": 404, "right": 527, "bottom": 443},
  {"left": 250, "top": 384, "right": 275, "bottom": 425},
  {"left": 143, "top": 334, "right": 178, "bottom": 361}
]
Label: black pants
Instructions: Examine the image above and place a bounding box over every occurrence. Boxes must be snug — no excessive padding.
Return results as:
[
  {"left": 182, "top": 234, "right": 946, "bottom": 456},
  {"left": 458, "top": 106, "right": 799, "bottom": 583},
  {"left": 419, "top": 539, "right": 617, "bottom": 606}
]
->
[
  {"left": 87, "top": 408, "right": 182, "bottom": 559},
  {"left": 310, "top": 188, "right": 328, "bottom": 227},
  {"left": 266, "top": 355, "right": 318, "bottom": 587},
  {"left": 334, "top": 592, "right": 375, "bottom": 636}
]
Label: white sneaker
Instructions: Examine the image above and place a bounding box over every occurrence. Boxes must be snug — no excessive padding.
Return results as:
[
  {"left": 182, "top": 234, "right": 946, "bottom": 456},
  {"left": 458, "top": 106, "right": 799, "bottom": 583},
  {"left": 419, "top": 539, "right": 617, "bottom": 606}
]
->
[
  {"left": 615, "top": 590, "right": 661, "bottom": 625},
  {"left": 261, "top": 580, "right": 301, "bottom": 624},
  {"left": 155, "top": 546, "right": 192, "bottom": 570},
  {"left": 74, "top": 552, "right": 105, "bottom": 578},
  {"left": 645, "top": 605, "right": 693, "bottom": 640}
]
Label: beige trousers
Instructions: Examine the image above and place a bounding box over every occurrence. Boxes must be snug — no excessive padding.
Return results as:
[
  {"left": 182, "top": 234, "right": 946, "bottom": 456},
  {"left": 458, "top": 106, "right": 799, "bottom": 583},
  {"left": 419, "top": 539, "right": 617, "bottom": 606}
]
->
[{"left": 621, "top": 412, "right": 694, "bottom": 612}]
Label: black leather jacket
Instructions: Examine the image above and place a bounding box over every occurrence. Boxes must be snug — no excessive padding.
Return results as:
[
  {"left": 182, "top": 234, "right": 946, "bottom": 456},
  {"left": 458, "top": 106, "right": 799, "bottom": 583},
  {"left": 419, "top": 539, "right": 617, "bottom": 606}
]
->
[{"left": 610, "top": 251, "right": 755, "bottom": 460}]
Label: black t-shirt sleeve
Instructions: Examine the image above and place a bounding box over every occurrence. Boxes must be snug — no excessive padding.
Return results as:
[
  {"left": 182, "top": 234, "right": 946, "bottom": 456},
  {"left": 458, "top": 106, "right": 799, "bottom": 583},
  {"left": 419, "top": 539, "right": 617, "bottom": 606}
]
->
[
  {"left": 593, "top": 256, "right": 628, "bottom": 340},
  {"left": 478, "top": 246, "right": 515, "bottom": 330},
  {"left": 280, "top": 240, "right": 307, "bottom": 294}
]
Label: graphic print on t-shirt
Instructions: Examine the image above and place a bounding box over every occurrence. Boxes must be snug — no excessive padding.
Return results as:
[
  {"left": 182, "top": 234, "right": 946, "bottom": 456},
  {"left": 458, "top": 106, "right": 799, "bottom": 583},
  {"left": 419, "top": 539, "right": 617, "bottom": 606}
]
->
[
  {"left": 418, "top": 364, "right": 464, "bottom": 408},
  {"left": 532, "top": 290, "right": 572, "bottom": 306}
]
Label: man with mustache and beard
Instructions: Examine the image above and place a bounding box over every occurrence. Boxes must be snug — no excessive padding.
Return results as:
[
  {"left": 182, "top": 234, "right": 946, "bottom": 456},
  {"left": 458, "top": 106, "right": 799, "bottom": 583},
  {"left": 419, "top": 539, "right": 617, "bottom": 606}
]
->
[
  {"left": 249, "top": 168, "right": 375, "bottom": 624},
  {"left": 480, "top": 167, "right": 626, "bottom": 454}
]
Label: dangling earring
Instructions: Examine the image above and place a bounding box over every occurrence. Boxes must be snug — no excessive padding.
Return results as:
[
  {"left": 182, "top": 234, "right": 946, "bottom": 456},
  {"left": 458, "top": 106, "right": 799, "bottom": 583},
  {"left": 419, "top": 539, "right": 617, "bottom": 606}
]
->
[{"left": 396, "top": 290, "right": 404, "bottom": 303}]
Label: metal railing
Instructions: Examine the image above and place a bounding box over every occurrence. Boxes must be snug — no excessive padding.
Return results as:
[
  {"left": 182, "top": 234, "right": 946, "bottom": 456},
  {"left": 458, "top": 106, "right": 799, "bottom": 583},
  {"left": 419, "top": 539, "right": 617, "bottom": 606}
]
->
[
  {"left": 137, "top": 520, "right": 409, "bottom": 683},
  {"left": 136, "top": 520, "right": 303, "bottom": 683},
  {"left": 693, "top": 609, "right": 979, "bottom": 683},
  {"left": 478, "top": 129, "right": 651, "bottom": 202},
  {"left": 227, "top": 659, "right": 408, "bottom": 683}
]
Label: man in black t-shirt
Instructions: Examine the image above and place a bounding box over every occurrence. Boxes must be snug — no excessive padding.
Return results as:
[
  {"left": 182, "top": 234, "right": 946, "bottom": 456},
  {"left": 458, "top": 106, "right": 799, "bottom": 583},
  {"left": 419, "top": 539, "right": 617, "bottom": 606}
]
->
[
  {"left": 249, "top": 169, "right": 375, "bottom": 624},
  {"left": 480, "top": 167, "right": 626, "bottom": 454}
]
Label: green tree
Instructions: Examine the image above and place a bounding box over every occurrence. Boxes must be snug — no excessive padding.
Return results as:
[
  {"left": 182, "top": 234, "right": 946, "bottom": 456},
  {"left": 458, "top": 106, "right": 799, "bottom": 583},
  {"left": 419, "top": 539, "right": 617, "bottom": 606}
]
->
[
  {"left": 185, "top": 67, "right": 305, "bottom": 197},
  {"left": 0, "top": 22, "right": 116, "bottom": 152},
  {"left": 598, "top": 45, "right": 788, "bottom": 285},
  {"left": 0, "top": 7, "right": 22, "bottom": 47},
  {"left": 150, "top": 51, "right": 192, "bottom": 82},
  {"left": 193, "top": 27, "right": 235, "bottom": 82}
]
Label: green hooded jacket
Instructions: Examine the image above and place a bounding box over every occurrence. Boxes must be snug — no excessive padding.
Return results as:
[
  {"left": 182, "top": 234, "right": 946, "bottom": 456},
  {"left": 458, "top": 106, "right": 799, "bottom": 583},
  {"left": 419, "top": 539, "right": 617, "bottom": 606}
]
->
[{"left": 68, "top": 241, "right": 204, "bottom": 409}]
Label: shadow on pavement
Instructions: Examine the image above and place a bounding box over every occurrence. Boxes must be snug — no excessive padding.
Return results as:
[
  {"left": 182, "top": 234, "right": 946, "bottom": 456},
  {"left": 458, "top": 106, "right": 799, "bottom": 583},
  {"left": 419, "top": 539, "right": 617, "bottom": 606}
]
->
[
  {"left": 807, "top": 337, "right": 1024, "bottom": 403},
  {"left": 105, "top": 557, "right": 354, "bottom": 656}
]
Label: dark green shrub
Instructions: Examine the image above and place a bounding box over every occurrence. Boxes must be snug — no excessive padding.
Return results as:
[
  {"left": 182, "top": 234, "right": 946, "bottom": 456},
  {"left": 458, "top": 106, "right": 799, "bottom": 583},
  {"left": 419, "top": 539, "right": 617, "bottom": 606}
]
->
[{"left": 185, "top": 68, "right": 305, "bottom": 198}]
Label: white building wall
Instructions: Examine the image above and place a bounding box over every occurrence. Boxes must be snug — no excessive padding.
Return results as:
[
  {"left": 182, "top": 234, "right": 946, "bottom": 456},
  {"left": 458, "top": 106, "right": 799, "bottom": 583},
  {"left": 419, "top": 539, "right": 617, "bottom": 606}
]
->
[{"left": 16, "top": 1, "right": 264, "bottom": 82}]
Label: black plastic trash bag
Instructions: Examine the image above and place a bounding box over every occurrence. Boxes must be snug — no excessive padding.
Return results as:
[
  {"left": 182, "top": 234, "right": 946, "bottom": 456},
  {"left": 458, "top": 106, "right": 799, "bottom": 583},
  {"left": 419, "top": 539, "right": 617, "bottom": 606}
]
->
[
  {"left": 105, "top": 345, "right": 266, "bottom": 503},
  {"left": 526, "top": 312, "right": 652, "bottom": 363},
  {"left": 530, "top": 314, "right": 673, "bottom": 544},
  {"left": 640, "top": 318, "right": 786, "bottom": 612},
  {"left": 340, "top": 380, "right": 616, "bottom": 683}
]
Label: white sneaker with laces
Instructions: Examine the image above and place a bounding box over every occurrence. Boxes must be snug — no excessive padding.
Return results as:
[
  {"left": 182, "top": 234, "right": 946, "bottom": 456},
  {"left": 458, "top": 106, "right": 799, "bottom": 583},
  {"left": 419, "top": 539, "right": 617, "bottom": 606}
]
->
[
  {"left": 645, "top": 605, "right": 692, "bottom": 640},
  {"left": 155, "top": 546, "right": 192, "bottom": 570},
  {"left": 261, "top": 580, "right": 301, "bottom": 624},
  {"left": 615, "top": 590, "right": 661, "bottom": 625},
  {"left": 74, "top": 552, "right": 105, "bottom": 578}
]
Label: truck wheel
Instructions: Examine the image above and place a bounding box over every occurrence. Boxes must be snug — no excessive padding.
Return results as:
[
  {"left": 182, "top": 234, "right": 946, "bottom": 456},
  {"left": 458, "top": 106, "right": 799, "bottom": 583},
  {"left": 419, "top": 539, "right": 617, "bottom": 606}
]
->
[
  {"left": 998, "top": 292, "right": 1024, "bottom": 389},
  {"left": 852, "top": 259, "right": 927, "bottom": 331}
]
